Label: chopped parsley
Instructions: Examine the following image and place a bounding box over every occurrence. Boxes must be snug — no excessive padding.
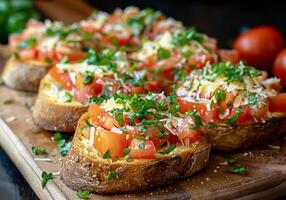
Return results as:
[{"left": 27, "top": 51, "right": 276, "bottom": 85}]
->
[
  {"left": 159, "top": 145, "right": 176, "bottom": 155},
  {"left": 52, "top": 132, "right": 72, "bottom": 156},
  {"left": 32, "top": 146, "right": 47, "bottom": 155},
  {"left": 138, "top": 142, "right": 145, "bottom": 149},
  {"left": 214, "top": 89, "right": 226, "bottom": 104},
  {"left": 88, "top": 95, "right": 109, "bottom": 105},
  {"left": 102, "top": 150, "right": 112, "bottom": 159},
  {"left": 248, "top": 93, "right": 259, "bottom": 107},
  {"left": 76, "top": 190, "right": 91, "bottom": 199},
  {"left": 19, "top": 38, "right": 36, "bottom": 49},
  {"left": 123, "top": 148, "right": 131, "bottom": 155},
  {"left": 157, "top": 47, "right": 171, "bottom": 61},
  {"left": 172, "top": 27, "right": 205, "bottom": 46},
  {"left": 174, "top": 68, "right": 187, "bottom": 82},
  {"left": 45, "top": 57, "right": 53, "bottom": 65},
  {"left": 105, "top": 170, "right": 118, "bottom": 181},
  {"left": 225, "top": 108, "right": 242, "bottom": 125},
  {"left": 64, "top": 92, "right": 73, "bottom": 103},
  {"left": 187, "top": 110, "right": 203, "bottom": 129},
  {"left": 85, "top": 120, "right": 97, "bottom": 129},
  {"left": 60, "top": 56, "right": 69, "bottom": 64},
  {"left": 41, "top": 171, "right": 54, "bottom": 188},
  {"left": 83, "top": 71, "right": 94, "bottom": 85},
  {"left": 110, "top": 108, "right": 124, "bottom": 126},
  {"left": 225, "top": 165, "right": 248, "bottom": 175}
]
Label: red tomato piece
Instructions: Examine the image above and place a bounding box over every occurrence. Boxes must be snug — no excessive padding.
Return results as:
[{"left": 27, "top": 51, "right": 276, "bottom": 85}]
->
[
  {"left": 93, "top": 128, "right": 128, "bottom": 158},
  {"left": 129, "top": 139, "right": 156, "bottom": 159},
  {"left": 19, "top": 49, "right": 37, "bottom": 60},
  {"left": 49, "top": 67, "right": 73, "bottom": 90}
]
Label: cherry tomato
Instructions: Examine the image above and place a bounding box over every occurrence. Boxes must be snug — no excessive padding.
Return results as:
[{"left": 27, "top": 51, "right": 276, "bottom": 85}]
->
[
  {"left": 93, "top": 128, "right": 128, "bottom": 158},
  {"left": 269, "top": 93, "right": 286, "bottom": 112},
  {"left": 233, "top": 26, "right": 284, "bottom": 70},
  {"left": 273, "top": 48, "right": 286, "bottom": 87},
  {"left": 129, "top": 139, "right": 156, "bottom": 159},
  {"left": 49, "top": 67, "right": 73, "bottom": 90}
]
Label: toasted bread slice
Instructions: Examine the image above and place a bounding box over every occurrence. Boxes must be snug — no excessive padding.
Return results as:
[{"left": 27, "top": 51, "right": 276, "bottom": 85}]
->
[
  {"left": 205, "top": 116, "right": 286, "bottom": 151},
  {"left": 33, "top": 74, "right": 87, "bottom": 132},
  {"left": 1, "top": 57, "right": 51, "bottom": 91},
  {"left": 0, "top": 45, "right": 10, "bottom": 70},
  {"left": 61, "top": 113, "right": 211, "bottom": 194}
]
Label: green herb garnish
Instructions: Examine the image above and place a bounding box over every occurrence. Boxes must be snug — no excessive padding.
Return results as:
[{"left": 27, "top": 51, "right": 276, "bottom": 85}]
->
[
  {"left": 41, "top": 171, "right": 54, "bottom": 188},
  {"left": 102, "top": 150, "right": 112, "bottom": 159},
  {"left": 76, "top": 190, "right": 91, "bottom": 199},
  {"left": 225, "top": 165, "right": 248, "bottom": 175},
  {"left": 123, "top": 148, "right": 131, "bottom": 155},
  {"left": 105, "top": 171, "right": 118, "bottom": 181},
  {"left": 157, "top": 47, "right": 171, "bottom": 61},
  {"left": 32, "top": 146, "right": 47, "bottom": 155},
  {"left": 225, "top": 108, "right": 242, "bottom": 125},
  {"left": 64, "top": 92, "right": 73, "bottom": 103},
  {"left": 159, "top": 145, "right": 176, "bottom": 155}
]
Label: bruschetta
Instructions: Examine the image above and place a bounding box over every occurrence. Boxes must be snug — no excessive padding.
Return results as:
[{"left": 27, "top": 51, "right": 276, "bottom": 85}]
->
[
  {"left": 175, "top": 61, "right": 286, "bottom": 150},
  {"left": 2, "top": 20, "right": 90, "bottom": 91},
  {"left": 33, "top": 49, "right": 162, "bottom": 132},
  {"left": 61, "top": 93, "right": 211, "bottom": 193}
]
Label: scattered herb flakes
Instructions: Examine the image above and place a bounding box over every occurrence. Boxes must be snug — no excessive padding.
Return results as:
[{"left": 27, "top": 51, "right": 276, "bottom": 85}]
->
[
  {"left": 52, "top": 132, "right": 72, "bottom": 156},
  {"left": 226, "top": 157, "right": 238, "bottom": 165},
  {"left": 225, "top": 165, "right": 248, "bottom": 175},
  {"left": 123, "top": 148, "right": 131, "bottom": 155},
  {"left": 41, "top": 171, "right": 54, "bottom": 188},
  {"left": 25, "top": 103, "right": 33, "bottom": 110},
  {"left": 83, "top": 71, "right": 94, "bottom": 85},
  {"left": 32, "top": 146, "right": 47, "bottom": 155},
  {"left": 102, "top": 150, "right": 112, "bottom": 159},
  {"left": 19, "top": 38, "right": 36, "bottom": 49},
  {"left": 85, "top": 120, "right": 97, "bottom": 129},
  {"left": 60, "top": 56, "right": 69, "bottom": 64},
  {"left": 159, "top": 145, "right": 176, "bottom": 155},
  {"left": 105, "top": 170, "right": 118, "bottom": 181},
  {"left": 214, "top": 89, "right": 226, "bottom": 104},
  {"left": 110, "top": 108, "right": 124, "bottom": 126},
  {"left": 225, "top": 108, "right": 242, "bottom": 125},
  {"left": 76, "top": 190, "right": 91, "bottom": 199},
  {"left": 45, "top": 57, "right": 53, "bottom": 65},
  {"left": 138, "top": 142, "right": 145, "bottom": 149},
  {"left": 64, "top": 92, "right": 73, "bottom": 103},
  {"left": 157, "top": 47, "right": 171, "bottom": 61}
]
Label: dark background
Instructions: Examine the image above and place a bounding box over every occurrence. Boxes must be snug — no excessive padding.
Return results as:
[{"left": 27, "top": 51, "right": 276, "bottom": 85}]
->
[{"left": 1, "top": 1, "right": 286, "bottom": 199}]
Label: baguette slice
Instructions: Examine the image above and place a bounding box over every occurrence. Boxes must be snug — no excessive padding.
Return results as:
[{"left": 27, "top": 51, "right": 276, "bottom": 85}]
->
[
  {"left": 33, "top": 74, "right": 87, "bottom": 132},
  {"left": 61, "top": 113, "right": 211, "bottom": 194},
  {"left": 2, "top": 57, "right": 51, "bottom": 91},
  {"left": 205, "top": 117, "right": 286, "bottom": 151}
]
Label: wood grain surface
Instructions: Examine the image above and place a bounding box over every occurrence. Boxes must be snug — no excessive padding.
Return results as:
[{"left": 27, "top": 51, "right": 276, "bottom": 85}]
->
[{"left": 0, "top": 85, "right": 286, "bottom": 199}]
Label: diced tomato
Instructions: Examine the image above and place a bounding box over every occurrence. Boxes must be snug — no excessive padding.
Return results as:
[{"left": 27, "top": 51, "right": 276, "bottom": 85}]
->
[
  {"left": 177, "top": 99, "right": 218, "bottom": 121},
  {"left": 56, "top": 49, "right": 87, "bottom": 62},
  {"left": 49, "top": 67, "right": 73, "bottom": 90},
  {"left": 188, "top": 53, "right": 215, "bottom": 69},
  {"left": 19, "top": 49, "right": 37, "bottom": 60},
  {"left": 168, "top": 132, "right": 180, "bottom": 145},
  {"left": 101, "top": 113, "right": 120, "bottom": 130},
  {"left": 228, "top": 106, "right": 251, "bottom": 124},
  {"left": 123, "top": 117, "right": 141, "bottom": 126},
  {"left": 88, "top": 104, "right": 105, "bottom": 125},
  {"left": 80, "top": 21, "right": 103, "bottom": 33},
  {"left": 269, "top": 93, "right": 286, "bottom": 113},
  {"left": 93, "top": 128, "right": 128, "bottom": 158},
  {"left": 129, "top": 139, "right": 156, "bottom": 159},
  {"left": 176, "top": 119, "right": 201, "bottom": 144},
  {"left": 219, "top": 92, "right": 236, "bottom": 112},
  {"left": 147, "top": 127, "right": 167, "bottom": 148},
  {"left": 218, "top": 49, "right": 240, "bottom": 64},
  {"left": 38, "top": 49, "right": 57, "bottom": 63},
  {"left": 9, "top": 34, "right": 24, "bottom": 48},
  {"left": 145, "top": 80, "right": 163, "bottom": 93}
]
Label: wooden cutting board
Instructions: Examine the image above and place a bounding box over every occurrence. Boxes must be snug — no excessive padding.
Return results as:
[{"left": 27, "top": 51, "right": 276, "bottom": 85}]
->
[{"left": 0, "top": 86, "right": 286, "bottom": 199}]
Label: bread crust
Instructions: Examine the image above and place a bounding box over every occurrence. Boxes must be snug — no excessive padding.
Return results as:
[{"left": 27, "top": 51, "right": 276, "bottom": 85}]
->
[
  {"left": 33, "top": 75, "right": 88, "bottom": 132},
  {"left": 61, "top": 113, "right": 211, "bottom": 194},
  {"left": 205, "top": 117, "right": 286, "bottom": 151},
  {"left": 1, "top": 57, "right": 51, "bottom": 91}
]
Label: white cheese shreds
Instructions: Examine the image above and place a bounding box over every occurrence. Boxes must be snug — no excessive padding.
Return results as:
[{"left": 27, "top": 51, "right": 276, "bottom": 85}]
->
[{"left": 89, "top": 127, "right": 95, "bottom": 147}]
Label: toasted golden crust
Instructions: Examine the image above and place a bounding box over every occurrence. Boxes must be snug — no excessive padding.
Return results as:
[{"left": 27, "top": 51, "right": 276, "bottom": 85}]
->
[
  {"left": 1, "top": 57, "right": 50, "bottom": 91},
  {"left": 33, "top": 75, "right": 88, "bottom": 132},
  {"left": 205, "top": 117, "right": 286, "bottom": 151},
  {"left": 61, "top": 113, "right": 211, "bottom": 194}
]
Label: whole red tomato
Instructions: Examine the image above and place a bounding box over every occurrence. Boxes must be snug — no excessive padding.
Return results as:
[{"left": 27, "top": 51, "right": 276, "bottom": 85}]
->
[
  {"left": 233, "top": 26, "right": 284, "bottom": 71},
  {"left": 273, "top": 48, "right": 286, "bottom": 87}
]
